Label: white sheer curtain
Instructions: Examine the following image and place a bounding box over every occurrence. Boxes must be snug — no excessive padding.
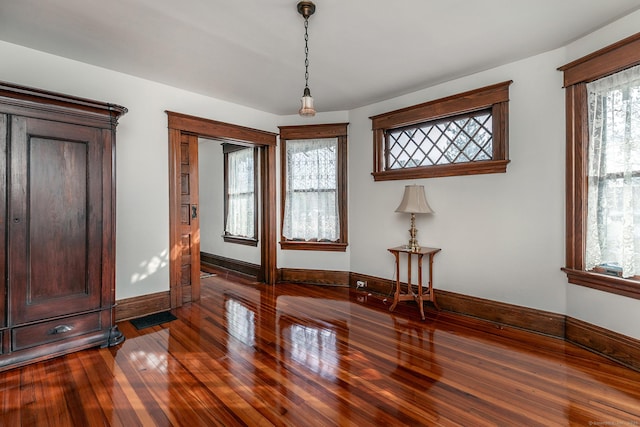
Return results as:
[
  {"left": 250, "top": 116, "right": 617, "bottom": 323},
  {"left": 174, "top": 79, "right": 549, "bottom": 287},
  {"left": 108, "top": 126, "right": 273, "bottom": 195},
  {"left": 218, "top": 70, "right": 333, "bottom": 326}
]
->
[
  {"left": 226, "top": 147, "right": 255, "bottom": 238},
  {"left": 283, "top": 138, "right": 339, "bottom": 241},
  {"left": 585, "top": 64, "right": 640, "bottom": 277}
]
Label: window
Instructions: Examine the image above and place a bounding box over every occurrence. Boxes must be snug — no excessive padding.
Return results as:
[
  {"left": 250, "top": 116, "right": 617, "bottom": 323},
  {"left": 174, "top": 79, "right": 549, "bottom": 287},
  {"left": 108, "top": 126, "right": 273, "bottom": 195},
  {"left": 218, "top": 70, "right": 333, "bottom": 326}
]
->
[
  {"left": 223, "top": 144, "right": 258, "bottom": 246},
  {"left": 560, "top": 32, "right": 640, "bottom": 299},
  {"left": 370, "top": 81, "right": 512, "bottom": 181},
  {"left": 279, "top": 123, "right": 348, "bottom": 251}
]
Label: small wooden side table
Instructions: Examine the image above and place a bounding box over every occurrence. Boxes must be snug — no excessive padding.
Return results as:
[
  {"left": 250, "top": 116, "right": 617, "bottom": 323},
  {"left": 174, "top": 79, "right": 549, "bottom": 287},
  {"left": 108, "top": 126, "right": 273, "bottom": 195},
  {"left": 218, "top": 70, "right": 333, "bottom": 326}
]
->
[{"left": 388, "top": 246, "right": 441, "bottom": 320}]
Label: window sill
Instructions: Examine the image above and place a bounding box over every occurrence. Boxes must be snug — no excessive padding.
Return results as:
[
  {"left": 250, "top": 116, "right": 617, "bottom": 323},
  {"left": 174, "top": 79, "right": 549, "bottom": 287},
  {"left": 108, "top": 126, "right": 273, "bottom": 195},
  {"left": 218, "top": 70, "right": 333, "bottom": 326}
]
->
[
  {"left": 562, "top": 267, "right": 640, "bottom": 300},
  {"left": 223, "top": 236, "right": 258, "bottom": 247},
  {"left": 280, "top": 241, "right": 348, "bottom": 252},
  {"left": 372, "top": 160, "right": 510, "bottom": 181}
]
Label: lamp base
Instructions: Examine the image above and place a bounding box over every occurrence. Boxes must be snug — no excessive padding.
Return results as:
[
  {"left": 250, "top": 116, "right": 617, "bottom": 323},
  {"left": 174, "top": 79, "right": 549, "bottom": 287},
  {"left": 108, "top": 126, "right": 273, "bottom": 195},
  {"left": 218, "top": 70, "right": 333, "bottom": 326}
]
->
[
  {"left": 405, "top": 242, "right": 421, "bottom": 252},
  {"left": 406, "top": 213, "right": 421, "bottom": 252}
]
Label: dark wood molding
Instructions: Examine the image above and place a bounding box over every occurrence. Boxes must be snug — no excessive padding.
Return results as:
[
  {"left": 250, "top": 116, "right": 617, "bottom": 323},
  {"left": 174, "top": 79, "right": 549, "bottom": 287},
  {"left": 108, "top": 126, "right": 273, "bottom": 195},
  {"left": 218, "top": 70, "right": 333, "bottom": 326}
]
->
[
  {"left": 201, "top": 252, "right": 261, "bottom": 279},
  {"left": 563, "top": 268, "right": 640, "bottom": 300},
  {"left": 279, "top": 268, "right": 350, "bottom": 286},
  {"left": 559, "top": 31, "right": 640, "bottom": 87},
  {"left": 115, "top": 291, "right": 171, "bottom": 322},
  {"left": 279, "top": 122, "right": 349, "bottom": 139},
  {"left": 351, "top": 271, "right": 564, "bottom": 338},
  {"left": 434, "top": 289, "right": 566, "bottom": 338},
  {"left": 0, "top": 80, "right": 127, "bottom": 128},
  {"left": 370, "top": 81, "right": 512, "bottom": 130},
  {"left": 222, "top": 236, "right": 258, "bottom": 247},
  {"left": 372, "top": 160, "right": 510, "bottom": 181},
  {"left": 350, "top": 272, "right": 396, "bottom": 295},
  {"left": 282, "top": 268, "right": 640, "bottom": 370},
  {"left": 279, "top": 241, "right": 348, "bottom": 252},
  {"left": 166, "top": 111, "right": 277, "bottom": 146},
  {"left": 566, "top": 316, "right": 640, "bottom": 372}
]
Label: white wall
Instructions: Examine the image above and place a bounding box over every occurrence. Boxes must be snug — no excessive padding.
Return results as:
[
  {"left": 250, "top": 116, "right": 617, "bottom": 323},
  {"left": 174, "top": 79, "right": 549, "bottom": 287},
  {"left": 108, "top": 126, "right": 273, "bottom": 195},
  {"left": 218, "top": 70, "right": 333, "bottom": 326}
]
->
[
  {"left": 2, "top": 8, "right": 640, "bottom": 340},
  {"left": 346, "top": 9, "right": 640, "bottom": 340},
  {"left": 348, "top": 49, "right": 567, "bottom": 314}
]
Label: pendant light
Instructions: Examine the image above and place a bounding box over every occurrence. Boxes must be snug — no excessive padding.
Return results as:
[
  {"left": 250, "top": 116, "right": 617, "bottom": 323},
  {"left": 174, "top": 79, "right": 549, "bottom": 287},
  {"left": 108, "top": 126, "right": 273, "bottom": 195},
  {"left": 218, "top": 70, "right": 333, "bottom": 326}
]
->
[{"left": 297, "top": 1, "right": 316, "bottom": 116}]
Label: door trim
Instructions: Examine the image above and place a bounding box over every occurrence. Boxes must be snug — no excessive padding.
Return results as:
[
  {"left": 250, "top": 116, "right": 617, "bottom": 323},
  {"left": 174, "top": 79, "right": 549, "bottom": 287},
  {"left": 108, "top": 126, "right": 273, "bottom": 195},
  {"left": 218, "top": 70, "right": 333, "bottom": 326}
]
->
[{"left": 167, "top": 111, "right": 278, "bottom": 307}]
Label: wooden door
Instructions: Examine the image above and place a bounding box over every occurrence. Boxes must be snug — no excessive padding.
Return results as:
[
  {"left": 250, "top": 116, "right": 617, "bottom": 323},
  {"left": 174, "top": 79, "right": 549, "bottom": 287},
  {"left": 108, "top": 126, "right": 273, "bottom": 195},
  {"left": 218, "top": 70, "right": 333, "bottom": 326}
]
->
[
  {"left": 167, "top": 112, "right": 278, "bottom": 307},
  {"left": 175, "top": 132, "right": 200, "bottom": 305},
  {"left": 9, "top": 116, "right": 103, "bottom": 325}
]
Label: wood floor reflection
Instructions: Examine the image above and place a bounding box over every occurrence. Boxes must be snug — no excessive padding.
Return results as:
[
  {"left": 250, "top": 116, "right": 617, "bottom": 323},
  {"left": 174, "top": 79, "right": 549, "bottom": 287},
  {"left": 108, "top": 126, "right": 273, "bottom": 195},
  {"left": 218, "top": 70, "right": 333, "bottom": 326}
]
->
[{"left": 2, "top": 269, "right": 640, "bottom": 426}]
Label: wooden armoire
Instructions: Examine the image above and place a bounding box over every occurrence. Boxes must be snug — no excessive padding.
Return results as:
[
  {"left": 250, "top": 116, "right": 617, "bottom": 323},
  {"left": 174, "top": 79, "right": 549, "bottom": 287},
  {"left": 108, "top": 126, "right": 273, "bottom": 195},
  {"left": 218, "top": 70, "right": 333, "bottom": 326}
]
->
[{"left": 0, "top": 81, "right": 126, "bottom": 371}]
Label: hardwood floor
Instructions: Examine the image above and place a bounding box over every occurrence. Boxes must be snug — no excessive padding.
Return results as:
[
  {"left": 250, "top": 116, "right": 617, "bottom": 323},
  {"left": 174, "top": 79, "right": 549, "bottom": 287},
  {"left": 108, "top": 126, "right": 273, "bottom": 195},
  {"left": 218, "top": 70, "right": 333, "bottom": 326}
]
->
[{"left": 2, "top": 269, "right": 640, "bottom": 426}]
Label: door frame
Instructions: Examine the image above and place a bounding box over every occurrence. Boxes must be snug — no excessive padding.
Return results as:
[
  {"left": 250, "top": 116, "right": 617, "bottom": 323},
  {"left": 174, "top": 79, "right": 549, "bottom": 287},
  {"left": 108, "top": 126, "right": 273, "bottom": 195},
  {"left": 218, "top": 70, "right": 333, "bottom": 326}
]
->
[{"left": 167, "top": 111, "right": 278, "bottom": 307}]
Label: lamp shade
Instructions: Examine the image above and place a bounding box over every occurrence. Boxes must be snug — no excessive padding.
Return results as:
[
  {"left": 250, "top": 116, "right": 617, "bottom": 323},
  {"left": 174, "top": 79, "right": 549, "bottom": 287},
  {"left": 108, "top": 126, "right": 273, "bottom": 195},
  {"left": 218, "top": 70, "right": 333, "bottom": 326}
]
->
[{"left": 395, "top": 185, "right": 433, "bottom": 214}]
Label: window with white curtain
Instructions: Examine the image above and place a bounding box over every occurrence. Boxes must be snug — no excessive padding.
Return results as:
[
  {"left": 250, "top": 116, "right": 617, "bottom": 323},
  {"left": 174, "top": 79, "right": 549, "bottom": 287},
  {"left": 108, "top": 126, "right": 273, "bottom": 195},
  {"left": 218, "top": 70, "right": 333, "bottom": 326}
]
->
[
  {"left": 279, "top": 123, "right": 348, "bottom": 252},
  {"left": 224, "top": 145, "right": 257, "bottom": 245},
  {"left": 283, "top": 138, "right": 338, "bottom": 241},
  {"left": 585, "top": 64, "right": 640, "bottom": 278},
  {"left": 560, "top": 32, "right": 640, "bottom": 298}
]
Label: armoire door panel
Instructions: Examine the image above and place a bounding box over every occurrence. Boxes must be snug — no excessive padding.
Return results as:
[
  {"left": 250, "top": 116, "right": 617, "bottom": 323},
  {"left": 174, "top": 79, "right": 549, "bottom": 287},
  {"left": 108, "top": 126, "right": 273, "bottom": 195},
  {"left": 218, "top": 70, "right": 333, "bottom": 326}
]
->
[
  {"left": 0, "top": 115, "right": 6, "bottom": 329},
  {"left": 29, "top": 137, "right": 88, "bottom": 300},
  {"left": 9, "top": 116, "right": 103, "bottom": 325}
]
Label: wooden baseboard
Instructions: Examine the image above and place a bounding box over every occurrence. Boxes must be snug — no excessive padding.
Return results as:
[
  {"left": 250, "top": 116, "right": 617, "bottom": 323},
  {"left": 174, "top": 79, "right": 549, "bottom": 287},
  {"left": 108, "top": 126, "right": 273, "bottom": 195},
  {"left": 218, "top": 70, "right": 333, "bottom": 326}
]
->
[
  {"left": 435, "top": 289, "right": 566, "bottom": 338},
  {"left": 350, "top": 272, "right": 395, "bottom": 295},
  {"left": 279, "top": 268, "right": 350, "bottom": 286},
  {"left": 566, "top": 316, "right": 640, "bottom": 371},
  {"left": 288, "top": 268, "right": 640, "bottom": 371},
  {"left": 350, "top": 272, "right": 565, "bottom": 337},
  {"left": 115, "top": 291, "right": 171, "bottom": 322},
  {"left": 201, "top": 252, "right": 261, "bottom": 278}
]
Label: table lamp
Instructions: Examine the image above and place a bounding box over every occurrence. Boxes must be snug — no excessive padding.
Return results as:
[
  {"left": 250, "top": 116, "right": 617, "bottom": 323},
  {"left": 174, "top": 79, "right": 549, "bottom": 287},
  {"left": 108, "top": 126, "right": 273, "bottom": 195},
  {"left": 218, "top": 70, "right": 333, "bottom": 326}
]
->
[{"left": 395, "top": 185, "right": 433, "bottom": 252}]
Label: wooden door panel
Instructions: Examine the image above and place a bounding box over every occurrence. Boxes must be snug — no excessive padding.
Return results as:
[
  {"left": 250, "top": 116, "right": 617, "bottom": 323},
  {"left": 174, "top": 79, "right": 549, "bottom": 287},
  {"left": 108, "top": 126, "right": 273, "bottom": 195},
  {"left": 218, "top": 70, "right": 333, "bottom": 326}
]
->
[
  {"left": 178, "top": 133, "right": 199, "bottom": 303},
  {"left": 9, "top": 117, "right": 103, "bottom": 324}
]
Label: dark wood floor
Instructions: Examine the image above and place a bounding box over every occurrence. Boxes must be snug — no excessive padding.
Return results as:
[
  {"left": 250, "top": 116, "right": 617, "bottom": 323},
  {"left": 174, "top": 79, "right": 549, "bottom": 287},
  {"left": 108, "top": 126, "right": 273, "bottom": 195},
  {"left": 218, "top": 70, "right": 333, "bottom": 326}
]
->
[{"left": 1, "top": 269, "right": 640, "bottom": 426}]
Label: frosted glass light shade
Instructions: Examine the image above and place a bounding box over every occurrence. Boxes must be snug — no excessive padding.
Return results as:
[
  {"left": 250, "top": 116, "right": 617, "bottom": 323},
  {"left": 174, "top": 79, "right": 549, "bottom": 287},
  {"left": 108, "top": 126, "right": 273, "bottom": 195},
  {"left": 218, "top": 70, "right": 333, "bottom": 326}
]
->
[{"left": 299, "top": 87, "right": 316, "bottom": 117}]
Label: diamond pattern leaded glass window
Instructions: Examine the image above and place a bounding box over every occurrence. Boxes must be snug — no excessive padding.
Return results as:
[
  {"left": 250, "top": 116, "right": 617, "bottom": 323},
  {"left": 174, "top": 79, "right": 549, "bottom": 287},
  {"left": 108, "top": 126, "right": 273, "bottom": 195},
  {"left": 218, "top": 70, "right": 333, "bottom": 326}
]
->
[
  {"left": 370, "top": 81, "right": 511, "bottom": 181},
  {"left": 386, "top": 110, "right": 493, "bottom": 170}
]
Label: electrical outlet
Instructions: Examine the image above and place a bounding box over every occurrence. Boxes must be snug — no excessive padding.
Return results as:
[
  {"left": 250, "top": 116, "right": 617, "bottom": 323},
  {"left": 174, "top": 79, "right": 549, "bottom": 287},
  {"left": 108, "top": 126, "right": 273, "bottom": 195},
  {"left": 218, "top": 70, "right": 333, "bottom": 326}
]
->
[{"left": 356, "top": 280, "right": 367, "bottom": 288}]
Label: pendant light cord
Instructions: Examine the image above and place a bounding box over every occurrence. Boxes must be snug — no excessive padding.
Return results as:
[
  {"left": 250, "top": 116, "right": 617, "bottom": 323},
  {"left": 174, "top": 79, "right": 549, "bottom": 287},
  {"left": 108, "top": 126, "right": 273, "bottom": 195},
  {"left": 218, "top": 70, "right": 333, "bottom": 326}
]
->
[{"left": 304, "top": 17, "right": 310, "bottom": 90}]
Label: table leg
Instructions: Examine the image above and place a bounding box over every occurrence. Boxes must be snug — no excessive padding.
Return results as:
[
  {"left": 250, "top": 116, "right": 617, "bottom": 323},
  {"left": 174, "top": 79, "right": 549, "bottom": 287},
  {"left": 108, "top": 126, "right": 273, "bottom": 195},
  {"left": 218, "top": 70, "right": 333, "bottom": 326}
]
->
[
  {"left": 429, "top": 254, "right": 440, "bottom": 310},
  {"left": 418, "top": 253, "right": 425, "bottom": 320},
  {"left": 389, "top": 252, "right": 400, "bottom": 312}
]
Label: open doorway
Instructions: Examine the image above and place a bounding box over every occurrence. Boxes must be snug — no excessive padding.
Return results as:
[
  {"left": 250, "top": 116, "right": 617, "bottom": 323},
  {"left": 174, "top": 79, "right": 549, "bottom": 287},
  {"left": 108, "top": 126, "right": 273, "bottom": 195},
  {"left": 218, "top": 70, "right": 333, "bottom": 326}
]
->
[
  {"left": 166, "top": 111, "right": 278, "bottom": 308},
  {"left": 199, "top": 139, "right": 261, "bottom": 279}
]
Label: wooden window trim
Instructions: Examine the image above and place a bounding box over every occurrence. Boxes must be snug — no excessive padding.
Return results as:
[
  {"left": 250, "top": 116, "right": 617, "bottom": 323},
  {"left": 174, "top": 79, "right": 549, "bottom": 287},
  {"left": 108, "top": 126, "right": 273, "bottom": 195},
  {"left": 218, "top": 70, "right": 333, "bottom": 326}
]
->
[
  {"left": 223, "top": 144, "right": 258, "bottom": 246},
  {"left": 558, "top": 32, "right": 640, "bottom": 300},
  {"left": 279, "top": 123, "right": 349, "bottom": 252},
  {"left": 370, "top": 81, "right": 512, "bottom": 181}
]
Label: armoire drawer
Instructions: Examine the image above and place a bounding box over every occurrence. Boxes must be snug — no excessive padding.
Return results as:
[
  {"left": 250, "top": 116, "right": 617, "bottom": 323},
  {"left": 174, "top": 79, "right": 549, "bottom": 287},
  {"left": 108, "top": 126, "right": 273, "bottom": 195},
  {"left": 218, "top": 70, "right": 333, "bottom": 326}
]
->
[{"left": 12, "top": 313, "right": 102, "bottom": 351}]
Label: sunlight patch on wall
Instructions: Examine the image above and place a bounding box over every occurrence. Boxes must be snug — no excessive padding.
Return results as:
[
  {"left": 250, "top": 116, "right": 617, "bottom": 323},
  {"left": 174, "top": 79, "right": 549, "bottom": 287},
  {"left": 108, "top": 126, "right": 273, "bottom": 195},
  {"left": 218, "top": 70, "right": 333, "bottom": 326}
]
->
[{"left": 130, "top": 249, "right": 169, "bottom": 285}]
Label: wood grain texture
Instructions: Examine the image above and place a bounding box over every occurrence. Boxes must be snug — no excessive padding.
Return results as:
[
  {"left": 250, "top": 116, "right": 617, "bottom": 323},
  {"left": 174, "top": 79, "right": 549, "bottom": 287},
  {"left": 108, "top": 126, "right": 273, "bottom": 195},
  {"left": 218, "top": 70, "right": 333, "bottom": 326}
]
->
[
  {"left": 2, "top": 269, "right": 639, "bottom": 426},
  {"left": 201, "top": 251, "right": 261, "bottom": 278},
  {"left": 115, "top": 291, "right": 171, "bottom": 322}
]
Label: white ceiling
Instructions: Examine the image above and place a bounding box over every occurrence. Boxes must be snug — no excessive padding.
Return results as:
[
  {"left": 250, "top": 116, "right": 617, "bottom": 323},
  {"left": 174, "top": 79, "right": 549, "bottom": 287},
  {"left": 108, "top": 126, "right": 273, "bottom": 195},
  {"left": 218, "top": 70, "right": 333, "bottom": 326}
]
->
[{"left": 1, "top": 0, "right": 639, "bottom": 115}]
